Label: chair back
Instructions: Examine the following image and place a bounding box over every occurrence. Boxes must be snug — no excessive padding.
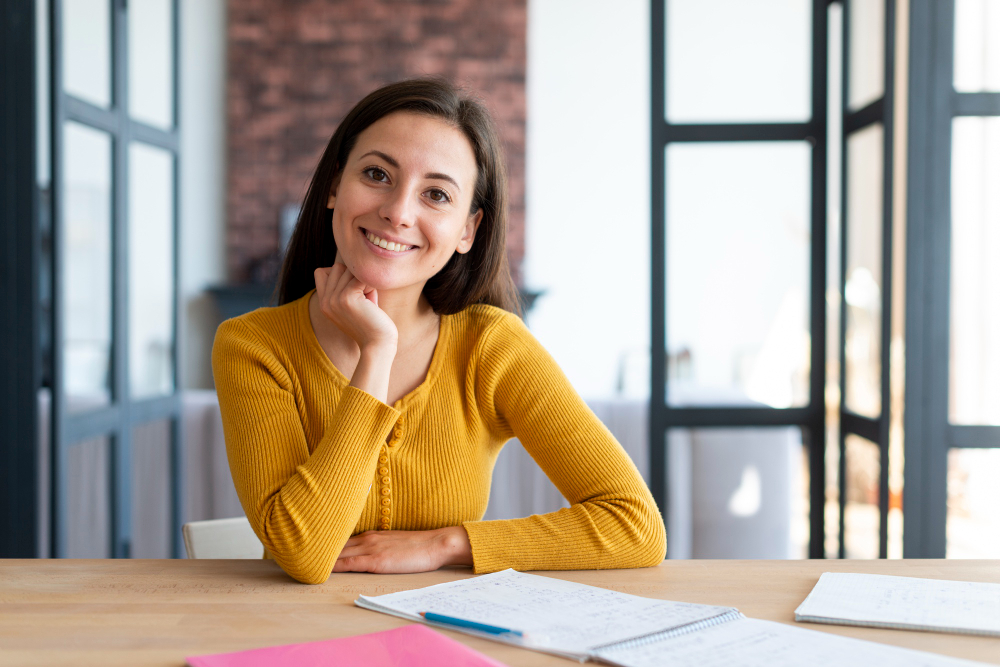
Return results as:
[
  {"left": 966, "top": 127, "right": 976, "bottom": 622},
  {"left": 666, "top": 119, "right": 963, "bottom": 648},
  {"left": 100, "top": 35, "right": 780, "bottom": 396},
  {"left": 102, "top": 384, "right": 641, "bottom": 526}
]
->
[{"left": 182, "top": 517, "right": 263, "bottom": 559}]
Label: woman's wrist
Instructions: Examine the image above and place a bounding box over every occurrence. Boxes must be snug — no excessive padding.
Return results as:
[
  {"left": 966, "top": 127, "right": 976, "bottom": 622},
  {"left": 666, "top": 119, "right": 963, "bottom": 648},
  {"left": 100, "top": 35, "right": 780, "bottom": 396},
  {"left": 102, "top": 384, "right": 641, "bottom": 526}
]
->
[
  {"left": 350, "top": 342, "right": 397, "bottom": 404},
  {"left": 435, "top": 526, "right": 474, "bottom": 568}
]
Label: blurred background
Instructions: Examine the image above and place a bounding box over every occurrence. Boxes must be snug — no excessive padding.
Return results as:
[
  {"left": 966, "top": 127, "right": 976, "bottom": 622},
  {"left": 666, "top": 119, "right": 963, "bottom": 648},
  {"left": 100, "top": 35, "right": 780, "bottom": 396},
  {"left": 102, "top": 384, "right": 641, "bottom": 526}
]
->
[{"left": 1, "top": 0, "right": 998, "bottom": 562}]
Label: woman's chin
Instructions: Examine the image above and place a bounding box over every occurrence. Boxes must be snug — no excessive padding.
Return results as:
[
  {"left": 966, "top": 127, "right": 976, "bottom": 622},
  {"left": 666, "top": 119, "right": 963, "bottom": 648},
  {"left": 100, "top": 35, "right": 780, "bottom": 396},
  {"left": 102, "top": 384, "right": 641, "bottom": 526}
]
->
[{"left": 347, "top": 263, "right": 419, "bottom": 294}]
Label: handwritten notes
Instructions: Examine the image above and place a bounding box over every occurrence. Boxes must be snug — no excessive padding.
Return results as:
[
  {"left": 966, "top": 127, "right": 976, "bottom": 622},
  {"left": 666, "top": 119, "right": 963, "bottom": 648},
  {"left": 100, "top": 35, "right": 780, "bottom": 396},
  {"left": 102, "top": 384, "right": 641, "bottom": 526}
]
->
[
  {"left": 356, "top": 569, "right": 735, "bottom": 656},
  {"left": 795, "top": 573, "right": 1000, "bottom": 637},
  {"left": 595, "top": 618, "right": 987, "bottom": 667}
]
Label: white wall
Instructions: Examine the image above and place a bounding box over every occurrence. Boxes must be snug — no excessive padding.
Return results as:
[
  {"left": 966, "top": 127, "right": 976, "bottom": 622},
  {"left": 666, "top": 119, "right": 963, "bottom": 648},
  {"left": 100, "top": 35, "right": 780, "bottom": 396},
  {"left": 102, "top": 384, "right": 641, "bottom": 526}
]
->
[
  {"left": 179, "top": 0, "right": 227, "bottom": 389},
  {"left": 525, "top": 0, "right": 651, "bottom": 401}
]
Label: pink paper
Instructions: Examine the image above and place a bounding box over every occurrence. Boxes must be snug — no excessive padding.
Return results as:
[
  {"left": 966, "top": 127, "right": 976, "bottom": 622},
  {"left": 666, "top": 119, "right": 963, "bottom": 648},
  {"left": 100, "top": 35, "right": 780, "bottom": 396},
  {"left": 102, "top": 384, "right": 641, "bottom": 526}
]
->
[{"left": 186, "top": 624, "right": 508, "bottom": 667}]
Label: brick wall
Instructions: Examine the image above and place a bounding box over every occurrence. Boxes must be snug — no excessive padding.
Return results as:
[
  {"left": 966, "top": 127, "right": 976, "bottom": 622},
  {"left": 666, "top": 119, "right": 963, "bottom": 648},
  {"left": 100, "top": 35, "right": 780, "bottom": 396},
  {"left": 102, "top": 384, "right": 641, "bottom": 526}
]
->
[{"left": 225, "top": 0, "right": 526, "bottom": 286}]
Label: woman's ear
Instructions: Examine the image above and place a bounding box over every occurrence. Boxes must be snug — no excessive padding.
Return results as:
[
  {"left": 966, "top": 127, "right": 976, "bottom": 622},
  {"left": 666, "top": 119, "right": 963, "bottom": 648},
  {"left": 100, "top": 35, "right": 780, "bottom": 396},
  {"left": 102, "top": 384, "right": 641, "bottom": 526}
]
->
[
  {"left": 326, "top": 170, "right": 342, "bottom": 210},
  {"left": 456, "top": 208, "right": 484, "bottom": 254}
]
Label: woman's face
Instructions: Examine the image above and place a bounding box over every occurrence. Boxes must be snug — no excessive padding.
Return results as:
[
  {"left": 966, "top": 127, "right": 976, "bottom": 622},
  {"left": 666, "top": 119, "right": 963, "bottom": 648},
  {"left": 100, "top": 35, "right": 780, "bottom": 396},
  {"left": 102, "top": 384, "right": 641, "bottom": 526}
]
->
[{"left": 327, "top": 111, "right": 483, "bottom": 295}]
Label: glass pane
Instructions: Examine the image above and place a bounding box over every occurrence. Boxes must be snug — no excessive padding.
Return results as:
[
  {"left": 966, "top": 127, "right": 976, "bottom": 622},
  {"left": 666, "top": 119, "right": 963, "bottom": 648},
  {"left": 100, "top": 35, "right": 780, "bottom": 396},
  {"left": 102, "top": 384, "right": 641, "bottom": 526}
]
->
[
  {"left": 63, "top": 0, "right": 111, "bottom": 107},
  {"left": 954, "top": 0, "right": 1000, "bottom": 92},
  {"left": 129, "top": 143, "right": 175, "bottom": 398},
  {"left": 132, "top": 419, "right": 172, "bottom": 558},
  {"left": 666, "top": 142, "right": 811, "bottom": 408},
  {"left": 129, "top": 0, "right": 174, "bottom": 128},
  {"left": 66, "top": 436, "right": 112, "bottom": 558},
  {"left": 665, "top": 0, "right": 812, "bottom": 123},
  {"left": 844, "top": 433, "right": 880, "bottom": 559},
  {"left": 522, "top": 0, "right": 651, "bottom": 402},
  {"left": 668, "top": 427, "right": 808, "bottom": 559},
  {"left": 63, "top": 122, "right": 113, "bottom": 411},
  {"left": 947, "top": 448, "right": 1000, "bottom": 557},
  {"left": 950, "top": 117, "right": 1000, "bottom": 425},
  {"left": 848, "top": 0, "right": 885, "bottom": 110},
  {"left": 844, "top": 123, "right": 883, "bottom": 418}
]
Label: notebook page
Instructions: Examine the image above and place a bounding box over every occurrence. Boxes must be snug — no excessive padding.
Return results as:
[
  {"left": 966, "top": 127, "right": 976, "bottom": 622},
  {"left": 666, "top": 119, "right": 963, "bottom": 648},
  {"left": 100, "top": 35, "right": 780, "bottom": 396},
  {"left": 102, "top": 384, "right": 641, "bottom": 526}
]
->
[
  {"left": 795, "top": 573, "right": 1000, "bottom": 636},
  {"left": 356, "top": 569, "right": 735, "bottom": 656},
  {"left": 593, "top": 618, "right": 991, "bottom": 667}
]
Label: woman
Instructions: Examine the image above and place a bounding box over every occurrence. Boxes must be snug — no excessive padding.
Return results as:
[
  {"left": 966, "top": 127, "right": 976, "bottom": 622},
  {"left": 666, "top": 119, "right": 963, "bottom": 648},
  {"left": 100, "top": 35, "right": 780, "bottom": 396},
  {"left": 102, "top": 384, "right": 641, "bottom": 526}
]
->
[{"left": 212, "top": 78, "right": 665, "bottom": 584}]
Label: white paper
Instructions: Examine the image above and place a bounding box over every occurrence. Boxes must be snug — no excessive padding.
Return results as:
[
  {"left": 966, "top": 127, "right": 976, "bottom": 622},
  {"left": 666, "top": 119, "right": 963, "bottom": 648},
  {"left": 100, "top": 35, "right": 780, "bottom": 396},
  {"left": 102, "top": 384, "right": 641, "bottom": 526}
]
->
[
  {"left": 795, "top": 573, "right": 1000, "bottom": 636},
  {"left": 594, "top": 618, "right": 990, "bottom": 667},
  {"left": 355, "top": 569, "right": 734, "bottom": 655}
]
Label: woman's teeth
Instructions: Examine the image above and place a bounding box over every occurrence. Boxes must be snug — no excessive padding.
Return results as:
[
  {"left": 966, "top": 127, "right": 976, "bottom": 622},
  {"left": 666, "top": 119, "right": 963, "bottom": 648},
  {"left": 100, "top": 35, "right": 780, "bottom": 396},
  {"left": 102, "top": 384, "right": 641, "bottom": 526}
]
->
[{"left": 366, "top": 231, "right": 412, "bottom": 253}]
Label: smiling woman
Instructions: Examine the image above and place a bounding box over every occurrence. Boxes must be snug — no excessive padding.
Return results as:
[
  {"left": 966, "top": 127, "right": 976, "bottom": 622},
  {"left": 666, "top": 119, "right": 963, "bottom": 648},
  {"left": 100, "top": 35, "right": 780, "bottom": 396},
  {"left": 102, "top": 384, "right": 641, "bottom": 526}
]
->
[{"left": 211, "top": 78, "right": 665, "bottom": 584}]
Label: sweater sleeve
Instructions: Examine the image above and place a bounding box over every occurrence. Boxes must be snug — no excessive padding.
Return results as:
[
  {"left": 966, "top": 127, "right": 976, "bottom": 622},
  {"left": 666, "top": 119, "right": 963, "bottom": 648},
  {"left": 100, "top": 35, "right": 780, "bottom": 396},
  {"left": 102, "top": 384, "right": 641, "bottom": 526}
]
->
[
  {"left": 212, "top": 317, "right": 400, "bottom": 584},
  {"left": 462, "top": 313, "right": 666, "bottom": 573}
]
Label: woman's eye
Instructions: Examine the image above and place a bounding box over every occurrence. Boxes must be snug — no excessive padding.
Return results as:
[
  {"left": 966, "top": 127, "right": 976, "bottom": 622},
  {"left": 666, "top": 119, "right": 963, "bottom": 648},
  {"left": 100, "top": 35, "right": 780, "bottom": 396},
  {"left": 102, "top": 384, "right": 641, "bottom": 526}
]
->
[
  {"left": 365, "top": 167, "right": 388, "bottom": 182},
  {"left": 428, "top": 189, "right": 450, "bottom": 203}
]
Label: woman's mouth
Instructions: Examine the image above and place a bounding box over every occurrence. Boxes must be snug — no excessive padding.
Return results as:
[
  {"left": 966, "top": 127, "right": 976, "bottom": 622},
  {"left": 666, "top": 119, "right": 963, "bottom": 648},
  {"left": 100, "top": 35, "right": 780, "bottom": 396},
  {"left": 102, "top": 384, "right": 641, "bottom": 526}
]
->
[{"left": 362, "top": 229, "right": 414, "bottom": 253}]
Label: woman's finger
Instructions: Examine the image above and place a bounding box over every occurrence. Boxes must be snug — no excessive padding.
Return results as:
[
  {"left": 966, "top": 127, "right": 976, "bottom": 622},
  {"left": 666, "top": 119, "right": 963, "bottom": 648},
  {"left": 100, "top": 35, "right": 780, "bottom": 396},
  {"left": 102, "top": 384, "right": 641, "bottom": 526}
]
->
[
  {"left": 313, "top": 266, "right": 332, "bottom": 297},
  {"left": 333, "top": 555, "right": 376, "bottom": 573},
  {"left": 334, "top": 263, "right": 357, "bottom": 296}
]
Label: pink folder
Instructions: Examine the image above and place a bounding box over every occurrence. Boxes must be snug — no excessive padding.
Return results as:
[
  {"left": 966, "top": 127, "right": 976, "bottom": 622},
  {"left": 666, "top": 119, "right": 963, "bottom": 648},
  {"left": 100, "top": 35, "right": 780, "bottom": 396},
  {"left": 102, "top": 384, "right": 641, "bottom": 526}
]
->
[{"left": 185, "top": 624, "right": 509, "bottom": 667}]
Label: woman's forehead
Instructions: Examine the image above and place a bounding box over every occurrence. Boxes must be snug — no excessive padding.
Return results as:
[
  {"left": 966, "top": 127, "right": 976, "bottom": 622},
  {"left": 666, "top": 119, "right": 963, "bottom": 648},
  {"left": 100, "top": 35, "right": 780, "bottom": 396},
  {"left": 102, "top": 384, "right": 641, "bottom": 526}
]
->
[{"left": 350, "top": 112, "right": 477, "bottom": 182}]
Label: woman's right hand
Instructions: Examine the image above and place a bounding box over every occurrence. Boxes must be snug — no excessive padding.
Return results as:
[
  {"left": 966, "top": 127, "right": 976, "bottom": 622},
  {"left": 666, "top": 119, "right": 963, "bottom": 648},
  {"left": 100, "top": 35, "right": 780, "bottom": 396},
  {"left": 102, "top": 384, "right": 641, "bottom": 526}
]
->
[
  {"left": 314, "top": 259, "right": 398, "bottom": 403},
  {"left": 314, "top": 260, "right": 398, "bottom": 353}
]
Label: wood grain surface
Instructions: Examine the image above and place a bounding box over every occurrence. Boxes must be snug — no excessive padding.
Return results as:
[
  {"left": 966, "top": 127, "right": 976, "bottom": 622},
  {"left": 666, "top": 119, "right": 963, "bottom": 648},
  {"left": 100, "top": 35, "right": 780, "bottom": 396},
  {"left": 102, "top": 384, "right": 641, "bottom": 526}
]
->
[{"left": 1, "top": 559, "right": 998, "bottom": 666}]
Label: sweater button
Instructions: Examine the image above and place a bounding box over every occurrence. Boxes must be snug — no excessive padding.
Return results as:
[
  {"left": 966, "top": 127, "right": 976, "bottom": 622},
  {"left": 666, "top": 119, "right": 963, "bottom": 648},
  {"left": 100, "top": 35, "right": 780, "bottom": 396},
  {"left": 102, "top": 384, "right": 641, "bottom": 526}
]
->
[
  {"left": 381, "top": 497, "right": 390, "bottom": 506},
  {"left": 380, "top": 508, "right": 390, "bottom": 516},
  {"left": 378, "top": 467, "right": 388, "bottom": 475},
  {"left": 380, "top": 521, "right": 390, "bottom": 530},
  {"left": 378, "top": 455, "right": 388, "bottom": 464},
  {"left": 380, "top": 487, "right": 390, "bottom": 496},
  {"left": 381, "top": 476, "right": 391, "bottom": 485}
]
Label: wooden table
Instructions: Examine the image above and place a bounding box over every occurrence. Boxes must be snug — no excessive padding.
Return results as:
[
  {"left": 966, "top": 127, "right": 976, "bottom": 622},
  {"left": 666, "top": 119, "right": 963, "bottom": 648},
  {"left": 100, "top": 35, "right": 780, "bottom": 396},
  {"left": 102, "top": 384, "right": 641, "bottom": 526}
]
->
[{"left": 2, "top": 559, "right": 999, "bottom": 666}]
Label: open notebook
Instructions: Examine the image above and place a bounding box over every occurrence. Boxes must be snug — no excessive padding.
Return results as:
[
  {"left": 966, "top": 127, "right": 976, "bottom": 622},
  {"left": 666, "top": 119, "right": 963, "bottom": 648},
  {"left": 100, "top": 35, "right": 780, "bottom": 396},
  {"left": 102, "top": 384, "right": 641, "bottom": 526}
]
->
[
  {"left": 355, "top": 569, "right": 990, "bottom": 666},
  {"left": 795, "top": 572, "right": 1000, "bottom": 637}
]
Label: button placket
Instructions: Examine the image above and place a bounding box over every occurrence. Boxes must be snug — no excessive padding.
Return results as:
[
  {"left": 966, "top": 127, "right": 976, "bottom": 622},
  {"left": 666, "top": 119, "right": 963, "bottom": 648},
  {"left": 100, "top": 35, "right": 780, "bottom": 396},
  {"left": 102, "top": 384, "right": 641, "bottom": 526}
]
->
[
  {"left": 388, "top": 418, "right": 404, "bottom": 448},
  {"left": 378, "top": 444, "right": 392, "bottom": 530}
]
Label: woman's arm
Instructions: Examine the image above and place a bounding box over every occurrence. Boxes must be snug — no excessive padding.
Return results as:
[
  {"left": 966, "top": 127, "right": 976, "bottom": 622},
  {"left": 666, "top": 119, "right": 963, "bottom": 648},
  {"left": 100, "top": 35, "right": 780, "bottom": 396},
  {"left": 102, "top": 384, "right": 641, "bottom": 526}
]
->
[
  {"left": 212, "top": 317, "right": 400, "bottom": 584},
  {"left": 462, "top": 313, "right": 667, "bottom": 573}
]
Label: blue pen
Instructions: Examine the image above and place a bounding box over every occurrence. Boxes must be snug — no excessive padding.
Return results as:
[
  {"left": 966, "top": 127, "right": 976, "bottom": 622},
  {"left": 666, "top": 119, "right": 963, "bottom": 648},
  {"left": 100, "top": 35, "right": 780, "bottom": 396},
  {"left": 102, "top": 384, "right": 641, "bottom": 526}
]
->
[{"left": 419, "top": 611, "right": 524, "bottom": 637}]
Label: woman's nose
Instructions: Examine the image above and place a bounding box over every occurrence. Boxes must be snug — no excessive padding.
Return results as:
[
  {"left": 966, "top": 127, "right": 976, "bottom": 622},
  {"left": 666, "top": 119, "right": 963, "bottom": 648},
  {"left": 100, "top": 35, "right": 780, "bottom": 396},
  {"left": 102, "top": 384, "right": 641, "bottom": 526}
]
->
[{"left": 379, "top": 187, "right": 418, "bottom": 228}]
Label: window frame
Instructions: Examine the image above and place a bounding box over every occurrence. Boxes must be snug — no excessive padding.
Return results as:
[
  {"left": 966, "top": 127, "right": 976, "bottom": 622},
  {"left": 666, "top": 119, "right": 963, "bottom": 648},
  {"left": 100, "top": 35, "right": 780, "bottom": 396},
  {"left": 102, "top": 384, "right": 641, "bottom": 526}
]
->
[
  {"left": 903, "top": 0, "right": 1000, "bottom": 558},
  {"left": 835, "top": 0, "right": 898, "bottom": 560},
  {"left": 649, "top": 0, "right": 831, "bottom": 558},
  {"left": 49, "top": 0, "right": 183, "bottom": 558}
]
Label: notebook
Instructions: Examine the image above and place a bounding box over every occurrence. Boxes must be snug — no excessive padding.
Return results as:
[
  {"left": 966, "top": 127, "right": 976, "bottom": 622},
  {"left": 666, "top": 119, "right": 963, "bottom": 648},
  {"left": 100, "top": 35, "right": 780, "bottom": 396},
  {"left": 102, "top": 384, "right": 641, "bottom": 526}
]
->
[
  {"left": 185, "top": 624, "right": 508, "bottom": 667},
  {"left": 355, "top": 569, "right": 991, "bottom": 666},
  {"left": 795, "top": 572, "right": 1000, "bottom": 637}
]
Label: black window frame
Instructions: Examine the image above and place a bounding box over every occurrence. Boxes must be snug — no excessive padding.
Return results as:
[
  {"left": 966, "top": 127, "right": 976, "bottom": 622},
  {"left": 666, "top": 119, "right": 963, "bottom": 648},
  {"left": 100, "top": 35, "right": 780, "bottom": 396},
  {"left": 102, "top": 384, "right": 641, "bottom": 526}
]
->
[
  {"left": 649, "top": 0, "right": 830, "bottom": 559},
  {"left": 0, "top": 0, "right": 41, "bottom": 558},
  {"left": 48, "top": 0, "right": 183, "bottom": 559},
  {"left": 835, "top": 0, "right": 898, "bottom": 560},
  {"left": 903, "top": 0, "right": 1000, "bottom": 558}
]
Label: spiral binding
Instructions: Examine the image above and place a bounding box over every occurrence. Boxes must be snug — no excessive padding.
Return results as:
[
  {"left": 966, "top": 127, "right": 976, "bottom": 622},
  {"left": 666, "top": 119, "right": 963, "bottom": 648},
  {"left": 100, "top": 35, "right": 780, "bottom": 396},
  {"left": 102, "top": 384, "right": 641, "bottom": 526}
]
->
[{"left": 592, "top": 609, "right": 746, "bottom": 653}]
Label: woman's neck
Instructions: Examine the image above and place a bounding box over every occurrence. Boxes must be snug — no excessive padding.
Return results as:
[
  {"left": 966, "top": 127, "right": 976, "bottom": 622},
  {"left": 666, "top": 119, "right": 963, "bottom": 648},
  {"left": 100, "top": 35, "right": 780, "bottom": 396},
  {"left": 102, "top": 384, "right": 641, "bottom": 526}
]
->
[
  {"left": 373, "top": 283, "right": 437, "bottom": 339},
  {"left": 309, "top": 283, "right": 439, "bottom": 365}
]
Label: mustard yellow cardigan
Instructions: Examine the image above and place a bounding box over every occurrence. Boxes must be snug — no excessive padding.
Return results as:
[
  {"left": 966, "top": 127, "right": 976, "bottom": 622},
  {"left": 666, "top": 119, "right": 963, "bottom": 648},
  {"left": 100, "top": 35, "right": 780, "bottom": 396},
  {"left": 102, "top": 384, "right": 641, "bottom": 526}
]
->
[{"left": 211, "top": 291, "right": 665, "bottom": 584}]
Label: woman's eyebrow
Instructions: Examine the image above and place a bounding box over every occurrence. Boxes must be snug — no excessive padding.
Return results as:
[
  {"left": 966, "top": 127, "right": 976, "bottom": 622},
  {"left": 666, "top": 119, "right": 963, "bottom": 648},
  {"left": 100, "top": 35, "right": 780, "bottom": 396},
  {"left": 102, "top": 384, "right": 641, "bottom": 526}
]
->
[
  {"left": 425, "top": 171, "right": 461, "bottom": 192},
  {"left": 358, "top": 150, "right": 461, "bottom": 192}
]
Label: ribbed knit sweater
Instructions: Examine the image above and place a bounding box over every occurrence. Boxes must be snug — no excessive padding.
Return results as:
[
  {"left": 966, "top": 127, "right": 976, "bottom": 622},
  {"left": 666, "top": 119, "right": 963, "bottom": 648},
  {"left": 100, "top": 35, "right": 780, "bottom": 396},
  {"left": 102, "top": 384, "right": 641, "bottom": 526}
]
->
[{"left": 211, "top": 291, "right": 666, "bottom": 584}]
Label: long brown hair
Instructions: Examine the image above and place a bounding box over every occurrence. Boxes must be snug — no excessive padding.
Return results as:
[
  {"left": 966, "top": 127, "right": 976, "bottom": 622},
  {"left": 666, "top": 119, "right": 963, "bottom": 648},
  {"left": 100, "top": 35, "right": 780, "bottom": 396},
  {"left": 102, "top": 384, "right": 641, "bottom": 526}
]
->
[{"left": 276, "top": 78, "right": 520, "bottom": 315}]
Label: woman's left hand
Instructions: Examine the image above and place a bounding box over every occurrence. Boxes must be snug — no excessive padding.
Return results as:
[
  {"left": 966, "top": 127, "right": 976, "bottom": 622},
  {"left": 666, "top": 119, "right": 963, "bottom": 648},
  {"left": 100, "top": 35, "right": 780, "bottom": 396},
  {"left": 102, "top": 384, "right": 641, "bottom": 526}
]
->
[{"left": 332, "top": 526, "right": 473, "bottom": 574}]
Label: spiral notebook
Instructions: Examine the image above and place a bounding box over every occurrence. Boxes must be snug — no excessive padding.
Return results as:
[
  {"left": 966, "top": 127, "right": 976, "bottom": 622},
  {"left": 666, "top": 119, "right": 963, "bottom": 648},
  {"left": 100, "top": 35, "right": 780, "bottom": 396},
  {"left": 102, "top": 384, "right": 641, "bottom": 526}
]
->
[
  {"left": 355, "top": 569, "right": 989, "bottom": 666},
  {"left": 795, "top": 572, "right": 1000, "bottom": 638}
]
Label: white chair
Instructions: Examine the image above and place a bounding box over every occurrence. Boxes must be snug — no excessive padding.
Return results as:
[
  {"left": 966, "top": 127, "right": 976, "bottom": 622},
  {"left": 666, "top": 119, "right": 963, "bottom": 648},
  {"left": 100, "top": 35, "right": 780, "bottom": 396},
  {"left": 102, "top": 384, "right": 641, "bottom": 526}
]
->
[{"left": 182, "top": 516, "right": 263, "bottom": 559}]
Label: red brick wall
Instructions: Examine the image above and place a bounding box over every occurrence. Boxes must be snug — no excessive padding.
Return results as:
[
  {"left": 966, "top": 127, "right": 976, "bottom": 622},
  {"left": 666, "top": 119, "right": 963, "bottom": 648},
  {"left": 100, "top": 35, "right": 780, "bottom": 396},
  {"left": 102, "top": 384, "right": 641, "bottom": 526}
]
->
[{"left": 225, "top": 0, "right": 526, "bottom": 286}]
